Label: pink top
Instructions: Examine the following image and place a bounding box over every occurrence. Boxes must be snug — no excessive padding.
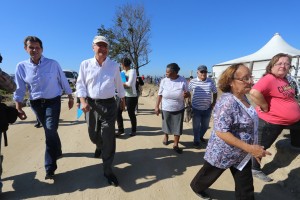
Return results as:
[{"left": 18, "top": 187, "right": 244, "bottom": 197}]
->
[{"left": 253, "top": 74, "right": 300, "bottom": 125}]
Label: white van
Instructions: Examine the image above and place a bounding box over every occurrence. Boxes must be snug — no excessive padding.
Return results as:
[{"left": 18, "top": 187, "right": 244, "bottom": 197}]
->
[{"left": 63, "top": 70, "right": 78, "bottom": 85}]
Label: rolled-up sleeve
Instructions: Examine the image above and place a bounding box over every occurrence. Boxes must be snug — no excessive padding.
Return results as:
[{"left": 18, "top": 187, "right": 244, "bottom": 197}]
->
[
  {"left": 13, "top": 64, "right": 27, "bottom": 102},
  {"left": 76, "top": 61, "right": 87, "bottom": 98},
  {"left": 57, "top": 64, "right": 72, "bottom": 95}
]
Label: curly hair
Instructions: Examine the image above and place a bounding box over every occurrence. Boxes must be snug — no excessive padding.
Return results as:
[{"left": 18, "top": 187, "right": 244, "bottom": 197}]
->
[{"left": 218, "top": 63, "right": 246, "bottom": 92}]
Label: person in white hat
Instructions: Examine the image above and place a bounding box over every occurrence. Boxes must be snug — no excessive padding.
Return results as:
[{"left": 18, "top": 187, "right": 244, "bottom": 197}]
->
[{"left": 76, "top": 35, "right": 125, "bottom": 187}]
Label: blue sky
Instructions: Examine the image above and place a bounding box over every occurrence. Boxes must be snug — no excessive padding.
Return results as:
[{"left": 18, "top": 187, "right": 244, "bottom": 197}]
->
[{"left": 1, "top": 0, "right": 300, "bottom": 78}]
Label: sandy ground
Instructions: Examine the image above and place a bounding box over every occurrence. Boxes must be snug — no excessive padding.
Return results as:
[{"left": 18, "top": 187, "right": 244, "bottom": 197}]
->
[{"left": 1, "top": 84, "right": 299, "bottom": 200}]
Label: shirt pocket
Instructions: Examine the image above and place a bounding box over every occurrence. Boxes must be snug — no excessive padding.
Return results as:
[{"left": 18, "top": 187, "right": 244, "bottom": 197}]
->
[{"left": 40, "top": 72, "right": 56, "bottom": 85}]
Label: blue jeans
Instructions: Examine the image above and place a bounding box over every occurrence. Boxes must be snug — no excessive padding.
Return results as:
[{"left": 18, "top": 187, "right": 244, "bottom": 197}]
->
[
  {"left": 192, "top": 107, "right": 212, "bottom": 143},
  {"left": 30, "top": 96, "right": 62, "bottom": 173}
]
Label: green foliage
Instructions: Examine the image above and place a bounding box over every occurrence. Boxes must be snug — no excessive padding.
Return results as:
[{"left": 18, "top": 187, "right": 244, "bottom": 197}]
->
[{"left": 97, "top": 3, "right": 151, "bottom": 76}]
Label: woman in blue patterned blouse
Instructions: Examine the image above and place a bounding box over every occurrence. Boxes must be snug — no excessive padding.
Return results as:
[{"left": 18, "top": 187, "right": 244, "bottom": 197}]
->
[{"left": 190, "top": 63, "right": 271, "bottom": 200}]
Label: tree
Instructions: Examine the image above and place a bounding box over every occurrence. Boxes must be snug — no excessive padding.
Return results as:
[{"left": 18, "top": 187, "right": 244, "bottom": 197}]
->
[{"left": 97, "top": 3, "right": 151, "bottom": 76}]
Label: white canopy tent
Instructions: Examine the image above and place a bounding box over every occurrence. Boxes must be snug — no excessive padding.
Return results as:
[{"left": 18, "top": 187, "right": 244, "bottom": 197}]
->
[{"left": 212, "top": 33, "right": 300, "bottom": 83}]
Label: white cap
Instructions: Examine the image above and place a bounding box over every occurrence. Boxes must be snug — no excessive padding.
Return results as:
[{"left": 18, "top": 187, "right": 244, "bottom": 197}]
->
[{"left": 93, "top": 36, "right": 109, "bottom": 45}]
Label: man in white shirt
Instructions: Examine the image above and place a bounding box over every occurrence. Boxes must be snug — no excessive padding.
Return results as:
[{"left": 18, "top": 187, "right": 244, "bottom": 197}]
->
[{"left": 76, "top": 35, "right": 125, "bottom": 187}]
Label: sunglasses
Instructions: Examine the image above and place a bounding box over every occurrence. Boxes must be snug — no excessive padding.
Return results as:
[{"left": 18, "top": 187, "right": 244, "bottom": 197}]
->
[{"left": 199, "top": 71, "right": 207, "bottom": 73}]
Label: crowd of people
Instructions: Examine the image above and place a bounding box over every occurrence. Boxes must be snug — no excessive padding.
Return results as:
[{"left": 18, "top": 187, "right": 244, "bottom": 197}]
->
[{"left": 0, "top": 35, "right": 299, "bottom": 199}]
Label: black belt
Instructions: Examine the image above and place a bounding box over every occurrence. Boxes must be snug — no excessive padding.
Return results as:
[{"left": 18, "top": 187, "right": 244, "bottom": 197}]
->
[
  {"left": 30, "top": 96, "right": 61, "bottom": 104},
  {"left": 87, "top": 97, "right": 115, "bottom": 103}
]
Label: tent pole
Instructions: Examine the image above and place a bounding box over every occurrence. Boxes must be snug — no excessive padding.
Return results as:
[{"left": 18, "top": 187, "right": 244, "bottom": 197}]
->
[
  {"left": 294, "top": 56, "right": 299, "bottom": 79},
  {"left": 249, "top": 61, "right": 254, "bottom": 74}
]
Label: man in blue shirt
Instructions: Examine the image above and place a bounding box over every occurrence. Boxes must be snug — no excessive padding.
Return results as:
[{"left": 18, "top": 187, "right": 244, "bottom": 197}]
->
[{"left": 13, "top": 36, "right": 74, "bottom": 180}]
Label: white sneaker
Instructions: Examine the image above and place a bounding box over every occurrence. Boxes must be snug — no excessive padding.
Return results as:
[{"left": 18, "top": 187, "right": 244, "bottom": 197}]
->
[{"left": 252, "top": 170, "right": 273, "bottom": 182}]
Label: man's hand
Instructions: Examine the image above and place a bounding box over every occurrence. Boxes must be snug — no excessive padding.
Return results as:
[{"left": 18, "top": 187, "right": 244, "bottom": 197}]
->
[
  {"left": 17, "top": 109, "right": 27, "bottom": 120},
  {"left": 68, "top": 98, "right": 74, "bottom": 109},
  {"left": 81, "top": 101, "right": 90, "bottom": 113}
]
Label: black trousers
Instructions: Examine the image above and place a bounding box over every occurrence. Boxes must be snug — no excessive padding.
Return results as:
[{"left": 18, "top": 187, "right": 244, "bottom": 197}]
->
[
  {"left": 252, "top": 118, "right": 300, "bottom": 170},
  {"left": 191, "top": 160, "right": 254, "bottom": 200},
  {"left": 86, "top": 98, "right": 117, "bottom": 175},
  {"left": 117, "top": 96, "right": 138, "bottom": 133}
]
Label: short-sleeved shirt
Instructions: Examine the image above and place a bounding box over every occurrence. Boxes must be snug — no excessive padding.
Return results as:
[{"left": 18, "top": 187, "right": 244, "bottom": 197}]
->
[
  {"left": 204, "top": 93, "right": 258, "bottom": 169},
  {"left": 158, "top": 76, "right": 188, "bottom": 112},
  {"left": 253, "top": 74, "right": 300, "bottom": 125},
  {"left": 188, "top": 77, "right": 217, "bottom": 110}
]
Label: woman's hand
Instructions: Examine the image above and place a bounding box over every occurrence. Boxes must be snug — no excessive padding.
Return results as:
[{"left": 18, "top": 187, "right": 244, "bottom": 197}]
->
[
  {"left": 183, "top": 91, "right": 190, "bottom": 98},
  {"left": 154, "top": 106, "right": 160, "bottom": 116},
  {"left": 249, "top": 144, "right": 272, "bottom": 160}
]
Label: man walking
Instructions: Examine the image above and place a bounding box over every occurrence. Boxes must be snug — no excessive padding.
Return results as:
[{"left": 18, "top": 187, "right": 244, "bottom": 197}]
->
[
  {"left": 13, "top": 36, "right": 74, "bottom": 179},
  {"left": 189, "top": 65, "right": 217, "bottom": 148},
  {"left": 76, "top": 35, "right": 125, "bottom": 187}
]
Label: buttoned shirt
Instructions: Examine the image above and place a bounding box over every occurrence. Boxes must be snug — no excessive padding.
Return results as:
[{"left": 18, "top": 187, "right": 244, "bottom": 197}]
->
[
  {"left": 76, "top": 57, "right": 125, "bottom": 99},
  {"left": 204, "top": 93, "right": 258, "bottom": 169},
  {"left": 13, "top": 56, "right": 72, "bottom": 102}
]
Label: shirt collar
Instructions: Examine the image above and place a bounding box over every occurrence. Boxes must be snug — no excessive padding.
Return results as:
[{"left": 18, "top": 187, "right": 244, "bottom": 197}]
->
[
  {"left": 197, "top": 76, "right": 207, "bottom": 82},
  {"left": 30, "top": 55, "right": 44, "bottom": 65},
  {"left": 93, "top": 56, "right": 108, "bottom": 67}
]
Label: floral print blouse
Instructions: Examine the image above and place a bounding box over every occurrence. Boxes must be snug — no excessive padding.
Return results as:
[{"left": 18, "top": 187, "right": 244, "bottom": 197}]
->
[{"left": 204, "top": 92, "right": 258, "bottom": 169}]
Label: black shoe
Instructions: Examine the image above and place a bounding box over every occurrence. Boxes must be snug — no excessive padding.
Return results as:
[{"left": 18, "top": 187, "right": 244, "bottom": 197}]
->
[
  {"left": 45, "top": 171, "right": 55, "bottom": 180},
  {"left": 94, "top": 149, "right": 101, "bottom": 158},
  {"left": 130, "top": 132, "right": 136, "bottom": 137},
  {"left": 34, "top": 123, "right": 42, "bottom": 128},
  {"left": 193, "top": 142, "right": 201, "bottom": 149},
  {"left": 173, "top": 146, "right": 183, "bottom": 154},
  {"left": 195, "top": 191, "right": 211, "bottom": 199},
  {"left": 200, "top": 137, "right": 206, "bottom": 143},
  {"left": 115, "top": 131, "right": 124, "bottom": 137},
  {"left": 104, "top": 173, "right": 119, "bottom": 187}
]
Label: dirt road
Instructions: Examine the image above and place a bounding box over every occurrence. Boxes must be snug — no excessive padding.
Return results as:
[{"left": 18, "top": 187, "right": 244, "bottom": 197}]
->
[{"left": 1, "top": 88, "right": 299, "bottom": 199}]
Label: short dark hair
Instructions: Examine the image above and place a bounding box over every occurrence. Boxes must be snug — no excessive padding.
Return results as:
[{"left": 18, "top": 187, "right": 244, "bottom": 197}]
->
[
  {"left": 167, "top": 63, "right": 180, "bottom": 74},
  {"left": 122, "top": 57, "right": 132, "bottom": 67},
  {"left": 24, "top": 36, "right": 43, "bottom": 49}
]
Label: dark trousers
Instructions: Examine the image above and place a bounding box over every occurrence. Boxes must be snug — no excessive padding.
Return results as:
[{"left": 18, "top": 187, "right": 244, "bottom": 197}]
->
[
  {"left": 252, "top": 118, "right": 300, "bottom": 170},
  {"left": 191, "top": 161, "right": 254, "bottom": 200},
  {"left": 30, "top": 96, "right": 62, "bottom": 173},
  {"left": 86, "top": 98, "right": 117, "bottom": 175},
  {"left": 117, "top": 96, "right": 138, "bottom": 133}
]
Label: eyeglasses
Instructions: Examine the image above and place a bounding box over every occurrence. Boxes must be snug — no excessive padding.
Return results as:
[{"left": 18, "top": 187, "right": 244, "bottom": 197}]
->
[
  {"left": 234, "top": 76, "right": 253, "bottom": 83},
  {"left": 95, "top": 43, "right": 108, "bottom": 48},
  {"left": 199, "top": 71, "right": 207, "bottom": 73},
  {"left": 274, "top": 62, "right": 291, "bottom": 67}
]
